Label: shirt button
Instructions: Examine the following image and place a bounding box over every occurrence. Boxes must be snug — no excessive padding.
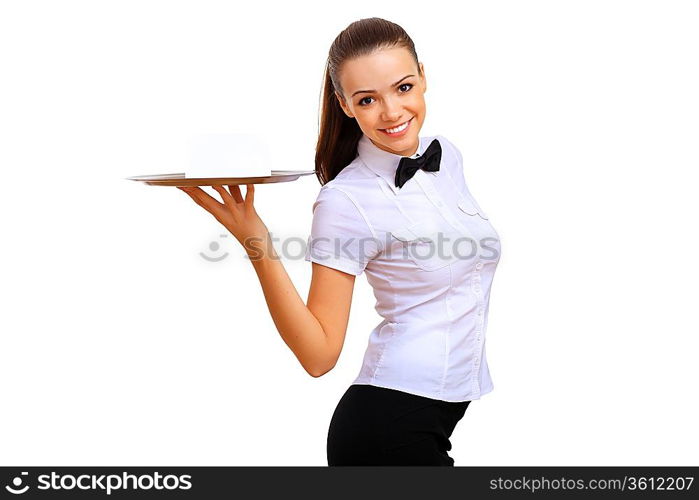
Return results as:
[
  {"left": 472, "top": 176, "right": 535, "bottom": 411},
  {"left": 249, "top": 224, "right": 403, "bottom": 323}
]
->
[
  {"left": 475, "top": 262, "right": 483, "bottom": 270},
  {"left": 478, "top": 309, "right": 483, "bottom": 315},
  {"left": 436, "top": 201, "right": 443, "bottom": 207}
]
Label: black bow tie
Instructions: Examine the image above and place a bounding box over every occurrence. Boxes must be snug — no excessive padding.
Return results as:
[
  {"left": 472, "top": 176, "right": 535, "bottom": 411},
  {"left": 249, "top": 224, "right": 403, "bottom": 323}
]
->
[{"left": 394, "top": 138, "right": 442, "bottom": 189}]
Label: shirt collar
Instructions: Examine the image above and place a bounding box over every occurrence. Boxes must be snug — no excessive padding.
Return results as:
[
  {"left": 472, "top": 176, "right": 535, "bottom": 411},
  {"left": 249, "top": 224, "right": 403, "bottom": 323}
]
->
[{"left": 357, "top": 133, "right": 430, "bottom": 195}]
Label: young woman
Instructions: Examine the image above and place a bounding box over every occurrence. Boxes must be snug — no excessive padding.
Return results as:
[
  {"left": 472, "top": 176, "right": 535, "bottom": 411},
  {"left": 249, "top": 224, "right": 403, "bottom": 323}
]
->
[{"left": 178, "top": 17, "right": 501, "bottom": 466}]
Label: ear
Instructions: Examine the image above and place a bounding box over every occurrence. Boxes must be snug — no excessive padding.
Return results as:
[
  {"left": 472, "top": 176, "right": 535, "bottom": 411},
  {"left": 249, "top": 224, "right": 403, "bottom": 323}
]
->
[
  {"left": 419, "top": 62, "right": 427, "bottom": 93},
  {"left": 335, "top": 91, "right": 353, "bottom": 118}
]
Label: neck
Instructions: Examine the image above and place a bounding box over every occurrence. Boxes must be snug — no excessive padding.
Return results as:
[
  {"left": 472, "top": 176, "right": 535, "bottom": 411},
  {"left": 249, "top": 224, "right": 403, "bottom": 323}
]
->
[{"left": 372, "top": 138, "right": 419, "bottom": 158}]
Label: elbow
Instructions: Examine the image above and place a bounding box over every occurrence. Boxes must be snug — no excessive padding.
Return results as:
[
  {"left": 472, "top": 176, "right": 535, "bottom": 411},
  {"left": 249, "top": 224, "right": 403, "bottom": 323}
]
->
[
  {"left": 306, "top": 359, "right": 337, "bottom": 378},
  {"left": 307, "top": 369, "right": 326, "bottom": 378}
]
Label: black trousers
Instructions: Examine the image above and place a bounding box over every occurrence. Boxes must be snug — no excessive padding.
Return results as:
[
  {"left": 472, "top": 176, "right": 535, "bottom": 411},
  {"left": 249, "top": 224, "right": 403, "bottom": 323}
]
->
[{"left": 327, "top": 384, "right": 470, "bottom": 466}]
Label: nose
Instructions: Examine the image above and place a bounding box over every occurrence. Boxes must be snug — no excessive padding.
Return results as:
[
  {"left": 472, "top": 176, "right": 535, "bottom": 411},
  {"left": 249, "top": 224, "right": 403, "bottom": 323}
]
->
[{"left": 380, "top": 96, "right": 403, "bottom": 122}]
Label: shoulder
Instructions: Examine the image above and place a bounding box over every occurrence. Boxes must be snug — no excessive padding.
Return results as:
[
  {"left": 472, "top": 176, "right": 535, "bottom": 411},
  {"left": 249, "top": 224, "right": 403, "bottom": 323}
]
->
[
  {"left": 312, "top": 184, "right": 354, "bottom": 211},
  {"left": 433, "top": 134, "right": 462, "bottom": 162},
  {"left": 308, "top": 183, "right": 378, "bottom": 243},
  {"left": 313, "top": 160, "right": 379, "bottom": 206},
  {"left": 431, "top": 134, "right": 464, "bottom": 183},
  {"left": 330, "top": 156, "right": 377, "bottom": 188},
  {"left": 310, "top": 175, "right": 379, "bottom": 237},
  {"left": 310, "top": 183, "right": 366, "bottom": 224}
]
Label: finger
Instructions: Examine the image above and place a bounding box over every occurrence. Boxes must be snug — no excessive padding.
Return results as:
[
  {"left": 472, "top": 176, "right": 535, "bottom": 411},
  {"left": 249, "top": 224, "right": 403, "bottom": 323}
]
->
[
  {"left": 179, "top": 187, "right": 211, "bottom": 209},
  {"left": 188, "top": 186, "right": 226, "bottom": 210},
  {"left": 182, "top": 186, "right": 228, "bottom": 219},
  {"left": 212, "top": 185, "right": 236, "bottom": 208},
  {"left": 227, "top": 184, "right": 244, "bottom": 203},
  {"left": 179, "top": 188, "right": 211, "bottom": 213},
  {"left": 244, "top": 183, "right": 255, "bottom": 209}
]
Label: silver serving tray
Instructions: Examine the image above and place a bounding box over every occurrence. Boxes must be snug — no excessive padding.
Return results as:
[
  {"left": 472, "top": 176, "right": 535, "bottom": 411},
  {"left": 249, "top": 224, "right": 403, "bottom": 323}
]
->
[{"left": 125, "top": 170, "right": 316, "bottom": 186}]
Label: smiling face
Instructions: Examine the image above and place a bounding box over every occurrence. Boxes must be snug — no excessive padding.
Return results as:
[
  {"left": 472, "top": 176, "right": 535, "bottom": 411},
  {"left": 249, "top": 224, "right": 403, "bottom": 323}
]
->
[{"left": 335, "top": 46, "right": 427, "bottom": 157}]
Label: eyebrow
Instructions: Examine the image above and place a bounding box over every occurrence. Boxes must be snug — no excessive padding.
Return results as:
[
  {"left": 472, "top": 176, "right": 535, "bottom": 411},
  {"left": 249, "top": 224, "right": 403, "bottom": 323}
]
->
[{"left": 351, "top": 74, "right": 415, "bottom": 98}]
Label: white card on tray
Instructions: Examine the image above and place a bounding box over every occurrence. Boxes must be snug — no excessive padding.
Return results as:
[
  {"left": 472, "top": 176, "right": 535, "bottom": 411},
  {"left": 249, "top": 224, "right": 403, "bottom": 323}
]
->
[{"left": 186, "top": 133, "right": 272, "bottom": 178}]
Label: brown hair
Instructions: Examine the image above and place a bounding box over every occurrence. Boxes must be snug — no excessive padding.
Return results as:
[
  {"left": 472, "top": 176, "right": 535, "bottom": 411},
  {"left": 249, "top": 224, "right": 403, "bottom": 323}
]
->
[{"left": 314, "top": 17, "right": 421, "bottom": 185}]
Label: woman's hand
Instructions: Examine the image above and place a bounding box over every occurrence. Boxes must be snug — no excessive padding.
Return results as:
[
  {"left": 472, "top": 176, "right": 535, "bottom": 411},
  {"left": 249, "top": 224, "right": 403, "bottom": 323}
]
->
[{"left": 178, "top": 184, "right": 270, "bottom": 255}]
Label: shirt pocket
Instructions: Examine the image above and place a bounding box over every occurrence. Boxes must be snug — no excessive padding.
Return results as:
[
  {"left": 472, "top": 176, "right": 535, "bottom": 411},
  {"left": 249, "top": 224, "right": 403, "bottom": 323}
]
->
[
  {"left": 457, "top": 193, "right": 488, "bottom": 220},
  {"left": 388, "top": 220, "right": 456, "bottom": 271}
]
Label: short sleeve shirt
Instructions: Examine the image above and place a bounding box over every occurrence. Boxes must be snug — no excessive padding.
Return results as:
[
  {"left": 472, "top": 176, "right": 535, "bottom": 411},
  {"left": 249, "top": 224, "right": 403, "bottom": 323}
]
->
[{"left": 304, "top": 133, "right": 502, "bottom": 402}]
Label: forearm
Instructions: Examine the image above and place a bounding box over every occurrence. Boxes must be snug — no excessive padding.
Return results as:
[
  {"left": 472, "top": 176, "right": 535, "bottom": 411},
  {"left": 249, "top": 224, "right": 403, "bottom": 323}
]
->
[{"left": 244, "top": 232, "right": 330, "bottom": 377}]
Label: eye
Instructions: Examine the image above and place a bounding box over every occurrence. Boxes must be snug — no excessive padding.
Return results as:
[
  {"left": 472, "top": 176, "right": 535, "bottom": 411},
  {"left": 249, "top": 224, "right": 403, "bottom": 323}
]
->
[{"left": 356, "top": 83, "right": 414, "bottom": 107}]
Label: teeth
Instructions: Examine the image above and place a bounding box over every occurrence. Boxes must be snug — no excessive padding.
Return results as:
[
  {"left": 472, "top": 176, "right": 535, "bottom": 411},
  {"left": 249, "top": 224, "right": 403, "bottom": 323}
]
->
[{"left": 384, "top": 119, "right": 410, "bottom": 133}]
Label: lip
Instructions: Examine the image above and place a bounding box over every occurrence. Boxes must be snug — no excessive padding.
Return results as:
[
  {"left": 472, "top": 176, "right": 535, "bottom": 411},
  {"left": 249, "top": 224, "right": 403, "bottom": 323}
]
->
[{"left": 379, "top": 117, "right": 413, "bottom": 137}]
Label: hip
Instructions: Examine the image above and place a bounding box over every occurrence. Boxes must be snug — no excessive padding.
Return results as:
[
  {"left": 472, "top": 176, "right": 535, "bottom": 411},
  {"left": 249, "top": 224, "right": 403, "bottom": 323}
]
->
[{"left": 326, "top": 383, "right": 470, "bottom": 466}]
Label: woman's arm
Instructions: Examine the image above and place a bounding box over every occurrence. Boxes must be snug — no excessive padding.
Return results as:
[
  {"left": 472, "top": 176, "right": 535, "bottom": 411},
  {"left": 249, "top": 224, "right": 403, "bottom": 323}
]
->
[
  {"left": 249, "top": 236, "right": 355, "bottom": 376},
  {"left": 178, "top": 184, "right": 353, "bottom": 377}
]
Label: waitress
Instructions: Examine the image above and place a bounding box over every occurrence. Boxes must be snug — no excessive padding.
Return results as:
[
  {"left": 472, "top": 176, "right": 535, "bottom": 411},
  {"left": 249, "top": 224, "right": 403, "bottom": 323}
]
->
[{"left": 178, "top": 17, "right": 501, "bottom": 466}]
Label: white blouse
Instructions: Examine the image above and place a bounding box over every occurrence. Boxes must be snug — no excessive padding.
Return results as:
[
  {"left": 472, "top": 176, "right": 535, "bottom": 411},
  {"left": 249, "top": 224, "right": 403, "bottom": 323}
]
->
[{"left": 304, "top": 132, "right": 501, "bottom": 402}]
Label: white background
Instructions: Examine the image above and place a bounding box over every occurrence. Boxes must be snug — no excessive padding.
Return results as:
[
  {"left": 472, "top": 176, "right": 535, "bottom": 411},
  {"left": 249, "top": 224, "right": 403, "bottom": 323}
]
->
[{"left": 1, "top": 0, "right": 697, "bottom": 466}]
